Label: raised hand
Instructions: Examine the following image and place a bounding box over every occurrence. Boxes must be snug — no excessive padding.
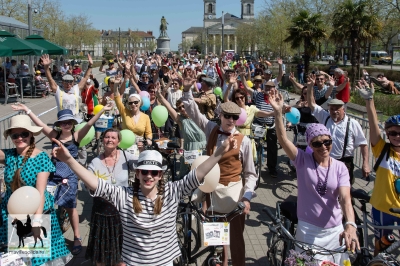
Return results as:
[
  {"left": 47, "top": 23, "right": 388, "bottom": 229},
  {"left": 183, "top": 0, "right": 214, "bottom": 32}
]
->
[
  {"left": 355, "top": 81, "right": 374, "bottom": 100},
  {"left": 229, "top": 72, "right": 237, "bottom": 84},
  {"left": 221, "top": 134, "right": 238, "bottom": 153},
  {"left": 268, "top": 88, "right": 284, "bottom": 113},
  {"left": 289, "top": 72, "right": 295, "bottom": 81},
  {"left": 183, "top": 78, "right": 196, "bottom": 91},
  {"left": 51, "top": 138, "right": 73, "bottom": 162},
  {"left": 307, "top": 73, "right": 316, "bottom": 88},
  {"left": 11, "top": 102, "right": 29, "bottom": 112},
  {"left": 277, "top": 58, "right": 283, "bottom": 65},
  {"left": 103, "top": 102, "right": 113, "bottom": 111},
  {"left": 328, "top": 76, "right": 335, "bottom": 87},
  {"left": 87, "top": 54, "right": 93, "bottom": 65},
  {"left": 40, "top": 54, "right": 52, "bottom": 68}
]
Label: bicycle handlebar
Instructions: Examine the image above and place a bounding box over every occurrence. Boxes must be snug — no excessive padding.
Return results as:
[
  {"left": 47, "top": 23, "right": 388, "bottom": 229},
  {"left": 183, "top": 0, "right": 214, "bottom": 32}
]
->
[
  {"left": 263, "top": 206, "right": 280, "bottom": 224},
  {"left": 203, "top": 202, "right": 245, "bottom": 220},
  {"left": 390, "top": 208, "right": 400, "bottom": 214}
]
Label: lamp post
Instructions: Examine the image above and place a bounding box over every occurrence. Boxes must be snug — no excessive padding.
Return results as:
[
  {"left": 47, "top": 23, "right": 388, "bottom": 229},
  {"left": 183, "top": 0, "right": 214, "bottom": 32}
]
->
[
  {"left": 221, "top": 11, "right": 224, "bottom": 54},
  {"left": 28, "top": 0, "right": 33, "bottom": 78}
]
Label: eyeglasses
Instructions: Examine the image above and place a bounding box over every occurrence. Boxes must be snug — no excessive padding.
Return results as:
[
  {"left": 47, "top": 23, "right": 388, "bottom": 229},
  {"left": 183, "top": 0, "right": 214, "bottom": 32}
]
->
[
  {"left": 139, "top": 169, "right": 161, "bottom": 176},
  {"left": 254, "top": 80, "right": 262, "bottom": 83},
  {"left": 235, "top": 96, "right": 245, "bottom": 101},
  {"left": 10, "top": 131, "right": 30, "bottom": 140},
  {"left": 223, "top": 114, "right": 239, "bottom": 120},
  {"left": 316, "top": 78, "right": 325, "bottom": 81},
  {"left": 59, "top": 121, "right": 73, "bottom": 126},
  {"left": 128, "top": 101, "right": 140, "bottom": 105},
  {"left": 177, "top": 105, "right": 184, "bottom": 110},
  {"left": 311, "top": 139, "right": 333, "bottom": 148},
  {"left": 387, "top": 131, "right": 400, "bottom": 137},
  {"left": 142, "top": 76, "right": 149, "bottom": 79},
  {"left": 148, "top": 90, "right": 155, "bottom": 93},
  {"left": 63, "top": 80, "right": 73, "bottom": 84}
]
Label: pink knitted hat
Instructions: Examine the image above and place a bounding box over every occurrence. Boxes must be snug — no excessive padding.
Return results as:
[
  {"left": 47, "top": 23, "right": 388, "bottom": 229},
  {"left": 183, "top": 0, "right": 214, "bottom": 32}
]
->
[{"left": 306, "top": 123, "right": 331, "bottom": 146}]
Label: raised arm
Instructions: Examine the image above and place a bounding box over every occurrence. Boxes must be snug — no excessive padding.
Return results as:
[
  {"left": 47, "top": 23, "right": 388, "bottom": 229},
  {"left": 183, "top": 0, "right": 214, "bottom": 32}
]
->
[
  {"left": 11, "top": 103, "right": 55, "bottom": 139},
  {"left": 155, "top": 83, "right": 180, "bottom": 124},
  {"left": 276, "top": 58, "right": 283, "bottom": 83},
  {"left": 288, "top": 72, "right": 303, "bottom": 93},
  {"left": 77, "top": 54, "right": 93, "bottom": 91},
  {"left": 355, "top": 81, "right": 380, "bottom": 146},
  {"left": 182, "top": 78, "right": 209, "bottom": 131},
  {"left": 335, "top": 76, "right": 349, "bottom": 92},
  {"left": 269, "top": 89, "right": 298, "bottom": 160},
  {"left": 240, "top": 70, "right": 254, "bottom": 96},
  {"left": 41, "top": 54, "right": 57, "bottom": 93},
  {"left": 99, "top": 59, "right": 106, "bottom": 73},
  {"left": 306, "top": 74, "right": 317, "bottom": 112}
]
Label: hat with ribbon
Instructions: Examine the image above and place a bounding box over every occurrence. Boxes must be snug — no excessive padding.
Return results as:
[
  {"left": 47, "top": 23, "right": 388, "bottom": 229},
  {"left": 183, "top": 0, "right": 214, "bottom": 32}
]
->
[
  {"left": 134, "top": 150, "right": 167, "bottom": 170},
  {"left": 4, "top": 115, "right": 42, "bottom": 139},
  {"left": 54, "top": 109, "right": 82, "bottom": 127}
]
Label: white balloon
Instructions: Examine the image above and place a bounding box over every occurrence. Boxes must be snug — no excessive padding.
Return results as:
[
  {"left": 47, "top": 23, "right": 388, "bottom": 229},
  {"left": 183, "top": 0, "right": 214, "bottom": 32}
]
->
[
  {"left": 8, "top": 186, "right": 41, "bottom": 220},
  {"left": 191, "top": 156, "right": 220, "bottom": 193}
]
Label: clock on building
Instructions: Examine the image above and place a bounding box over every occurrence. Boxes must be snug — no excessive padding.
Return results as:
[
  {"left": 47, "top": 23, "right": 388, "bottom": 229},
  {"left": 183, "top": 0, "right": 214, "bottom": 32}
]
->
[{"left": 208, "top": 15, "right": 212, "bottom": 19}]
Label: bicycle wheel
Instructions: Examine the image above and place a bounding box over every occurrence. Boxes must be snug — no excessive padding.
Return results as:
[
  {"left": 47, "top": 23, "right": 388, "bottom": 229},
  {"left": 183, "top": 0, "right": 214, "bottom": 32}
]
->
[
  {"left": 176, "top": 212, "right": 202, "bottom": 262},
  {"left": 268, "top": 237, "right": 288, "bottom": 266}
]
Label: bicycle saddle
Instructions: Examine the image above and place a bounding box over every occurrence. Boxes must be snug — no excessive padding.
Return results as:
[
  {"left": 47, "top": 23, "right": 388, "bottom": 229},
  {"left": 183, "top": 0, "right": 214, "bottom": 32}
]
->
[
  {"left": 350, "top": 188, "right": 371, "bottom": 202},
  {"left": 167, "top": 142, "right": 180, "bottom": 149}
]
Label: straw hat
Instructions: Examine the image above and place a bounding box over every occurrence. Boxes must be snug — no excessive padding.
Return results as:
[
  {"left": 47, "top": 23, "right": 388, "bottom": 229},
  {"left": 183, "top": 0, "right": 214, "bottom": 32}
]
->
[{"left": 4, "top": 115, "right": 42, "bottom": 139}]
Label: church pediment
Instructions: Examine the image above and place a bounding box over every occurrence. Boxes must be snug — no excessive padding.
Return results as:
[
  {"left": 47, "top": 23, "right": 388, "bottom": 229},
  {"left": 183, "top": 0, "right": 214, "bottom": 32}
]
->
[{"left": 207, "top": 20, "right": 243, "bottom": 31}]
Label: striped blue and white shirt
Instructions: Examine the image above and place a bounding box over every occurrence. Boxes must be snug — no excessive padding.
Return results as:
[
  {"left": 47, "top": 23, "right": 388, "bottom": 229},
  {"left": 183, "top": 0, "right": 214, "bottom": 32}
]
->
[
  {"left": 91, "top": 169, "right": 200, "bottom": 266},
  {"left": 253, "top": 91, "right": 274, "bottom": 125}
]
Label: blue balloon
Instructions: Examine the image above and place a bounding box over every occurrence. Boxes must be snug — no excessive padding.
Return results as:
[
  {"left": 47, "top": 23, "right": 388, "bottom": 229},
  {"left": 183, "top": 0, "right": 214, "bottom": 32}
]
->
[
  {"left": 285, "top": 107, "right": 301, "bottom": 125},
  {"left": 140, "top": 97, "right": 150, "bottom": 111}
]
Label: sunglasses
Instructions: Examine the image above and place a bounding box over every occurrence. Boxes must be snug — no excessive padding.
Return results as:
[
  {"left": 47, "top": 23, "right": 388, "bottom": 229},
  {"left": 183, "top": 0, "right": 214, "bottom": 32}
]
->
[
  {"left": 128, "top": 101, "right": 140, "bottom": 105},
  {"left": 139, "top": 169, "right": 161, "bottom": 176},
  {"left": 10, "top": 131, "right": 30, "bottom": 140},
  {"left": 235, "top": 96, "right": 245, "bottom": 101},
  {"left": 223, "top": 114, "right": 239, "bottom": 120},
  {"left": 59, "top": 121, "right": 74, "bottom": 126},
  {"left": 148, "top": 90, "right": 155, "bottom": 93},
  {"left": 177, "top": 105, "right": 184, "bottom": 110},
  {"left": 254, "top": 80, "right": 262, "bottom": 83},
  {"left": 142, "top": 76, "right": 149, "bottom": 79},
  {"left": 63, "top": 80, "right": 73, "bottom": 84},
  {"left": 316, "top": 78, "right": 325, "bottom": 81},
  {"left": 311, "top": 139, "right": 333, "bottom": 148},
  {"left": 387, "top": 131, "right": 400, "bottom": 137}
]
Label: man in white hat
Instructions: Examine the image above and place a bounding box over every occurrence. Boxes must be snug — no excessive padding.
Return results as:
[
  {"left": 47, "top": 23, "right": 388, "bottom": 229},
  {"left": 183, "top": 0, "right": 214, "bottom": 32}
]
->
[
  {"left": 41, "top": 54, "right": 93, "bottom": 118},
  {"left": 306, "top": 74, "right": 370, "bottom": 185}
]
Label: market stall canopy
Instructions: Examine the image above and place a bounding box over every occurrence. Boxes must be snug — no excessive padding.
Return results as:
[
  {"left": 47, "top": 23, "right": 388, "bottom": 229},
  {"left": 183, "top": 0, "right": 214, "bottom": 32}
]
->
[
  {"left": 25, "top": 35, "right": 68, "bottom": 55},
  {"left": 0, "top": 30, "right": 47, "bottom": 55},
  {"left": 0, "top": 43, "right": 12, "bottom": 57}
]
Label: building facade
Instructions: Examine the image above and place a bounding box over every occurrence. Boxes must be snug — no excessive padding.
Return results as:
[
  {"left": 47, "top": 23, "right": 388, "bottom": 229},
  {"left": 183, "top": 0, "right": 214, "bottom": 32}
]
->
[
  {"left": 181, "top": 0, "right": 254, "bottom": 54},
  {"left": 100, "top": 29, "right": 156, "bottom": 55}
]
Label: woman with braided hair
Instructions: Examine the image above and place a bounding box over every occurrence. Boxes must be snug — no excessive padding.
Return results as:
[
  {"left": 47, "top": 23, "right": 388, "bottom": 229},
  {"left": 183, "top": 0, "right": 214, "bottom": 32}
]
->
[
  {"left": 52, "top": 132, "right": 237, "bottom": 265},
  {"left": 11, "top": 102, "right": 112, "bottom": 255},
  {"left": 0, "top": 115, "right": 72, "bottom": 265}
]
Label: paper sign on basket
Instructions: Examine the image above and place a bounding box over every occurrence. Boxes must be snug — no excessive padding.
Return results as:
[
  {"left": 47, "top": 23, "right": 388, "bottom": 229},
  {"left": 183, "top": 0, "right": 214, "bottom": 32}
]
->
[
  {"left": 184, "top": 150, "right": 201, "bottom": 164},
  {"left": 297, "top": 134, "right": 307, "bottom": 146},
  {"left": 203, "top": 222, "right": 230, "bottom": 246},
  {"left": 253, "top": 127, "right": 266, "bottom": 138}
]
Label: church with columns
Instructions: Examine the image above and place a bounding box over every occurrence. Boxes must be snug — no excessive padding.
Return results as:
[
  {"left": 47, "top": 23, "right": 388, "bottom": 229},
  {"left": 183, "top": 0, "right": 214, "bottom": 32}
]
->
[{"left": 181, "top": 0, "right": 255, "bottom": 54}]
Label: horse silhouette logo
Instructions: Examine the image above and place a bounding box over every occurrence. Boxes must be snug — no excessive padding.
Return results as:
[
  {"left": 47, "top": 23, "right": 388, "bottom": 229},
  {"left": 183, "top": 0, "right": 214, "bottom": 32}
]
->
[{"left": 11, "top": 215, "right": 47, "bottom": 248}]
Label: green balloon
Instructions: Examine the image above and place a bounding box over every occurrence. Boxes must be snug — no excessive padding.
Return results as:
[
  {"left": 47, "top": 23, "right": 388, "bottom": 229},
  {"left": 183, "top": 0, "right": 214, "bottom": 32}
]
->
[
  {"left": 118, "top": 130, "right": 136, "bottom": 149},
  {"left": 214, "top": 87, "right": 222, "bottom": 96},
  {"left": 74, "top": 122, "right": 95, "bottom": 147},
  {"left": 151, "top": 105, "right": 168, "bottom": 127}
]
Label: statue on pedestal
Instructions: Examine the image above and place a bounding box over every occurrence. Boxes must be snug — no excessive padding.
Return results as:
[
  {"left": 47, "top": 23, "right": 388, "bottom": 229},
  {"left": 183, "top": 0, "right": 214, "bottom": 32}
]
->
[{"left": 159, "top": 16, "right": 169, "bottom": 38}]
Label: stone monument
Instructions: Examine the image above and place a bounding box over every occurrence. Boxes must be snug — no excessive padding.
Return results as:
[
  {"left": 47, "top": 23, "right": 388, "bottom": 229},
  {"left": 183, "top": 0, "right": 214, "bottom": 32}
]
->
[{"left": 156, "top": 16, "right": 171, "bottom": 54}]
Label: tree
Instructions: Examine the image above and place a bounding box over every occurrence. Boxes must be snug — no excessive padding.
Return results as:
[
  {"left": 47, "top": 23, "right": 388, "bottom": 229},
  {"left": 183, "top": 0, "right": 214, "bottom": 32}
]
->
[
  {"left": 331, "top": 0, "right": 380, "bottom": 80},
  {"left": 284, "top": 10, "right": 327, "bottom": 73}
]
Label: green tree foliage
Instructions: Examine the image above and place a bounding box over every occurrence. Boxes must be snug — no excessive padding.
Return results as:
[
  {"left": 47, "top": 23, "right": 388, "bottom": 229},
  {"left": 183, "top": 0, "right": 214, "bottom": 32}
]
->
[{"left": 284, "top": 10, "right": 327, "bottom": 73}]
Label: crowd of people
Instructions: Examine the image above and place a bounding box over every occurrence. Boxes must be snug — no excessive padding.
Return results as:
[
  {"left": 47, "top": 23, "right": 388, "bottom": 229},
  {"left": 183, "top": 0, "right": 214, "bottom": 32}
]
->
[{"left": 0, "top": 51, "right": 399, "bottom": 266}]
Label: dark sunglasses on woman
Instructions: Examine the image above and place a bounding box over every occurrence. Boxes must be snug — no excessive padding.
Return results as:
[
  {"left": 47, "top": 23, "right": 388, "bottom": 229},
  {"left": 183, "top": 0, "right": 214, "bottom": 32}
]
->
[
  {"left": 10, "top": 131, "right": 30, "bottom": 140},
  {"left": 139, "top": 169, "right": 161, "bottom": 176},
  {"left": 311, "top": 139, "right": 333, "bottom": 148},
  {"left": 129, "top": 101, "right": 140, "bottom": 105}
]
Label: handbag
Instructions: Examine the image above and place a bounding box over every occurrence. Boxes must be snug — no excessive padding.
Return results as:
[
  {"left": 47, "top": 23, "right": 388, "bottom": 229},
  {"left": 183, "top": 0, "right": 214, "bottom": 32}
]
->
[{"left": 208, "top": 180, "right": 244, "bottom": 214}]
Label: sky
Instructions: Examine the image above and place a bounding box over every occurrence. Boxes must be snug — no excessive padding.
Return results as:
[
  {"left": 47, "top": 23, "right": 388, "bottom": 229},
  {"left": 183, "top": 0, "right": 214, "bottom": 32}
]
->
[{"left": 60, "top": 0, "right": 265, "bottom": 51}]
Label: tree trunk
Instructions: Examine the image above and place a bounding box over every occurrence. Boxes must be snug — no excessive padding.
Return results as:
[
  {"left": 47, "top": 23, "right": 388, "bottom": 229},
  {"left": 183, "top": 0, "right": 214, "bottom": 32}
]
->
[{"left": 304, "top": 40, "right": 311, "bottom": 74}]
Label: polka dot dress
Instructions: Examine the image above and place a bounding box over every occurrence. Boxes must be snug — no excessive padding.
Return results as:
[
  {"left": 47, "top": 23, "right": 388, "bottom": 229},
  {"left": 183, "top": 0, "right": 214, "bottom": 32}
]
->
[{"left": 0, "top": 149, "right": 72, "bottom": 266}]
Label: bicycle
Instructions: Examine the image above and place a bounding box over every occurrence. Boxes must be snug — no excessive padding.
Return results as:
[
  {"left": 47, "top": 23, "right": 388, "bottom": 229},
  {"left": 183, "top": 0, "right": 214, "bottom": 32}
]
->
[
  {"left": 263, "top": 205, "right": 347, "bottom": 266},
  {"left": 350, "top": 188, "right": 400, "bottom": 266},
  {"left": 250, "top": 123, "right": 275, "bottom": 188},
  {"left": 175, "top": 201, "right": 245, "bottom": 266}
]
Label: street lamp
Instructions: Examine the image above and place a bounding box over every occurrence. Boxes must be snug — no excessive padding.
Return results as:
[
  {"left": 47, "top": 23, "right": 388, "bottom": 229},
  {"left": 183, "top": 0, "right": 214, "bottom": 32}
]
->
[{"left": 28, "top": 0, "right": 32, "bottom": 35}]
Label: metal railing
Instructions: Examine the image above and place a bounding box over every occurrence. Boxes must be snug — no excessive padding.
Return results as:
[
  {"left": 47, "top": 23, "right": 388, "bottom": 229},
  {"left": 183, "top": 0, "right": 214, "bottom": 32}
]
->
[
  {"left": 348, "top": 113, "right": 386, "bottom": 177},
  {"left": 0, "top": 106, "right": 57, "bottom": 150}
]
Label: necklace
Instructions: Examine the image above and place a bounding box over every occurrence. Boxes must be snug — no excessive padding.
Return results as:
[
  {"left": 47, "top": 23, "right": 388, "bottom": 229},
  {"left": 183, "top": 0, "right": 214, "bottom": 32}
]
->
[
  {"left": 104, "top": 151, "right": 117, "bottom": 184},
  {"left": 313, "top": 154, "right": 331, "bottom": 196}
]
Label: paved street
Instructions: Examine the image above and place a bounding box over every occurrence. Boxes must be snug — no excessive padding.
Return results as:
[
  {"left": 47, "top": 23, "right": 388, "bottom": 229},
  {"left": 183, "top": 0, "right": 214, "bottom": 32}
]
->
[{"left": 0, "top": 69, "right": 377, "bottom": 265}]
